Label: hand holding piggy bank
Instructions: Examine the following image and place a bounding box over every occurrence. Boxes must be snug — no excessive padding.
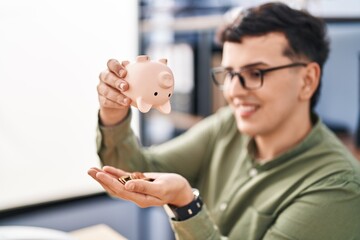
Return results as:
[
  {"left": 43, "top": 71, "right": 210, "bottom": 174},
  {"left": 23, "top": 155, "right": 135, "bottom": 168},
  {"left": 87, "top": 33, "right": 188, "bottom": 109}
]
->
[{"left": 122, "top": 55, "right": 174, "bottom": 114}]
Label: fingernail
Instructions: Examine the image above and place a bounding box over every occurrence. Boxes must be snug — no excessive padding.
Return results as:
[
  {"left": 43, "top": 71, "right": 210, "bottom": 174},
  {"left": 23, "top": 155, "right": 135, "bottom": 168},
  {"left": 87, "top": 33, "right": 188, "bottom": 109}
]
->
[
  {"left": 122, "top": 98, "right": 130, "bottom": 105},
  {"left": 119, "top": 69, "right": 126, "bottom": 78},
  {"left": 119, "top": 82, "right": 126, "bottom": 90}
]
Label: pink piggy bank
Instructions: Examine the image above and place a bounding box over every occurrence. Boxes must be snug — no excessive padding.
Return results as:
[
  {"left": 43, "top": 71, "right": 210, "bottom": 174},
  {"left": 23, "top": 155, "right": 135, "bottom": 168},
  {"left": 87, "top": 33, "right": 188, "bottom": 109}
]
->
[{"left": 123, "top": 55, "right": 174, "bottom": 114}]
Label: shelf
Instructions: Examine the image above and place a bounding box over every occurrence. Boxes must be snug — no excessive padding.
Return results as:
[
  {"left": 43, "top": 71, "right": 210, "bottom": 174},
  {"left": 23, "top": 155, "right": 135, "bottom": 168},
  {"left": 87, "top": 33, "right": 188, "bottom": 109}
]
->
[{"left": 141, "top": 14, "right": 225, "bottom": 33}]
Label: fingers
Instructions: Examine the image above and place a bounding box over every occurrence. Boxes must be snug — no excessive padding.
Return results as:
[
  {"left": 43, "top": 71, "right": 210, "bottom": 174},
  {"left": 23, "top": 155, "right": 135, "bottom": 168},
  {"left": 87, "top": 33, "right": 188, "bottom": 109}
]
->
[
  {"left": 95, "top": 172, "right": 163, "bottom": 207},
  {"left": 98, "top": 70, "right": 129, "bottom": 92},
  {"left": 87, "top": 168, "right": 117, "bottom": 196},
  {"left": 97, "top": 58, "right": 131, "bottom": 114},
  {"left": 98, "top": 58, "right": 131, "bottom": 110},
  {"left": 125, "top": 173, "right": 194, "bottom": 207},
  {"left": 87, "top": 167, "right": 103, "bottom": 179},
  {"left": 107, "top": 59, "right": 127, "bottom": 78},
  {"left": 88, "top": 166, "right": 127, "bottom": 180},
  {"left": 88, "top": 167, "right": 140, "bottom": 201},
  {"left": 99, "top": 58, "right": 129, "bottom": 93},
  {"left": 88, "top": 167, "right": 164, "bottom": 207},
  {"left": 102, "top": 165, "right": 130, "bottom": 178},
  {"left": 97, "top": 82, "right": 131, "bottom": 109},
  {"left": 124, "top": 178, "right": 163, "bottom": 195}
]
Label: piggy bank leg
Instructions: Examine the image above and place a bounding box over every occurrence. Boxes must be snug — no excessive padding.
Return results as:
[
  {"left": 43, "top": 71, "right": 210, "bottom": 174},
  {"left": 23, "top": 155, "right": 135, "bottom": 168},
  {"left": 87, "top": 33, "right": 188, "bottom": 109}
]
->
[
  {"left": 156, "top": 101, "right": 171, "bottom": 114},
  {"left": 136, "top": 97, "right": 152, "bottom": 113}
]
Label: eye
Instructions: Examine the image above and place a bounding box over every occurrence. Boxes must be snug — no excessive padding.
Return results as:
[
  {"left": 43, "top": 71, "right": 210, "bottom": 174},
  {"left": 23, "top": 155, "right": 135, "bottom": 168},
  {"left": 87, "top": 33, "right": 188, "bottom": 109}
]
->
[
  {"left": 154, "top": 92, "right": 158, "bottom": 96},
  {"left": 168, "top": 93, "right": 171, "bottom": 97},
  {"left": 225, "top": 70, "right": 234, "bottom": 79},
  {"left": 248, "top": 69, "right": 261, "bottom": 80}
]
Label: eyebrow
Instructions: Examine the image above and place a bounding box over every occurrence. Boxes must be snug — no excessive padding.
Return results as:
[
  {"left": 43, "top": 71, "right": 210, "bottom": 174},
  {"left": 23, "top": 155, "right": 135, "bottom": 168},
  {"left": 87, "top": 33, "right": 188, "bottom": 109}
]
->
[{"left": 224, "top": 62, "right": 268, "bottom": 70}]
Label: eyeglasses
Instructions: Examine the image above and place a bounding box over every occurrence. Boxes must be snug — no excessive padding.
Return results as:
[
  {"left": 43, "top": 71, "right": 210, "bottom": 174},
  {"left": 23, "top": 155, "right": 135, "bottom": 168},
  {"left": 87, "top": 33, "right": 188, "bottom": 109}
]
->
[{"left": 211, "top": 62, "right": 308, "bottom": 90}]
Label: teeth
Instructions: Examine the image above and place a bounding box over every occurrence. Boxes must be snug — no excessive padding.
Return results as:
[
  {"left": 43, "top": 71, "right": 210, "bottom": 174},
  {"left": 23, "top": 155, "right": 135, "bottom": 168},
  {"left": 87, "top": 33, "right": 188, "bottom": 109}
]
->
[{"left": 239, "top": 105, "right": 256, "bottom": 112}]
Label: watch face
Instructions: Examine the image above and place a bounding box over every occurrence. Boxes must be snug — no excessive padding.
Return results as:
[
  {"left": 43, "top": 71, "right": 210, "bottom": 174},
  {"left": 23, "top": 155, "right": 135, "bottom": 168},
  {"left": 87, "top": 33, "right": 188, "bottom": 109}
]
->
[{"left": 192, "top": 188, "right": 200, "bottom": 197}]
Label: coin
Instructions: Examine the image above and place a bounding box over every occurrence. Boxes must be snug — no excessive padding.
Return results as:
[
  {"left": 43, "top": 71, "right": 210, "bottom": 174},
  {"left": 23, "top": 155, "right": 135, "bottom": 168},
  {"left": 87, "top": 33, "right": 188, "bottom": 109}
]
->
[
  {"left": 118, "top": 172, "right": 155, "bottom": 185},
  {"left": 118, "top": 175, "right": 132, "bottom": 185}
]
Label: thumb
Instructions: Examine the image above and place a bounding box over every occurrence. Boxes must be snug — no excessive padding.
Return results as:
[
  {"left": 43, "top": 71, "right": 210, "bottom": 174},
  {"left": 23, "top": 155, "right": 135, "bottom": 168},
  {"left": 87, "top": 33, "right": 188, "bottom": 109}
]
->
[{"left": 124, "top": 179, "right": 159, "bottom": 196}]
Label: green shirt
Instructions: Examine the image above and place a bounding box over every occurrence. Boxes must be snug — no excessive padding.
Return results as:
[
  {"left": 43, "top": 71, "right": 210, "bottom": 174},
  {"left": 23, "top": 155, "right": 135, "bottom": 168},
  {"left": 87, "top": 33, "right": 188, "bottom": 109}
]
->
[{"left": 97, "top": 107, "right": 360, "bottom": 240}]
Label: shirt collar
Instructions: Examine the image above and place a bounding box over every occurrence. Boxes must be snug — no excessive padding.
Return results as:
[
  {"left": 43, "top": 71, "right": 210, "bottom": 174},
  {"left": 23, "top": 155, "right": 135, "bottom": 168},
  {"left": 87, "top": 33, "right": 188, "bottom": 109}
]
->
[{"left": 246, "top": 113, "right": 323, "bottom": 170}]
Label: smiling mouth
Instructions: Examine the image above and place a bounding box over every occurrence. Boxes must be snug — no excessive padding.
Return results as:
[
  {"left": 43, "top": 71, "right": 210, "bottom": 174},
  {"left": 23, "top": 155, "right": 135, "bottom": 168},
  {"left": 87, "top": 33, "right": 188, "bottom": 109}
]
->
[{"left": 235, "top": 104, "right": 259, "bottom": 117}]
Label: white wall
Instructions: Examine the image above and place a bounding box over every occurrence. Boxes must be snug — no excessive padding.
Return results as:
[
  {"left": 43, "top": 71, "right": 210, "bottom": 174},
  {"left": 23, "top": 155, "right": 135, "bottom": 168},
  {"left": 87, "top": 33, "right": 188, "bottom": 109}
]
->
[{"left": 0, "top": 0, "right": 139, "bottom": 210}]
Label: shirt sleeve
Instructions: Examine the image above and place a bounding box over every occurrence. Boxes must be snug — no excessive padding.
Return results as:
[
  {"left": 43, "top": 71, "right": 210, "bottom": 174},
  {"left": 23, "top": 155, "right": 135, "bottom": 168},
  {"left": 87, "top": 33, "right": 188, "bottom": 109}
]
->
[
  {"left": 96, "top": 107, "right": 233, "bottom": 185},
  {"left": 170, "top": 205, "right": 228, "bottom": 240},
  {"left": 263, "top": 175, "right": 360, "bottom": 240}
]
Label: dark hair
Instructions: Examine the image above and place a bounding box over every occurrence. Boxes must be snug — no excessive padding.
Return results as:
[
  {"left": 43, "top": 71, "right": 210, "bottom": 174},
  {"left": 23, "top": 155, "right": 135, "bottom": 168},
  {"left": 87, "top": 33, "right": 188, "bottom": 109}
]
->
[{"left": 216, "top": 2, "right": 330, "bottom": 111}]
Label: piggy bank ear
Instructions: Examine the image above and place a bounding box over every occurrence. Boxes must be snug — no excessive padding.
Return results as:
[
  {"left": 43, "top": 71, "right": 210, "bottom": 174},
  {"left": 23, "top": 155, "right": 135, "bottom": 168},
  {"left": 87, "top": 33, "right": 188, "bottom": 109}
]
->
[
  {"left": 136, "top": 97, "right": 152, "bottom": 113},
  {"left": 156, "top": 101, "right": 171, "bottom": 114},
  {"left": 158, "top": 58, "right": 168, "bottom": 65},
  {"left": 136, "top": 55, "right": 150, "bottom": 62}
]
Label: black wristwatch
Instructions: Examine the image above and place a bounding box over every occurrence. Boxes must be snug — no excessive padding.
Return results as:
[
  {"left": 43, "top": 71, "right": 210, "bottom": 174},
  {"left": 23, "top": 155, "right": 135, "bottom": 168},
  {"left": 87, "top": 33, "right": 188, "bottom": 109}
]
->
[{"left": 164, "top": 188, "right": 203, "bottom": 221}]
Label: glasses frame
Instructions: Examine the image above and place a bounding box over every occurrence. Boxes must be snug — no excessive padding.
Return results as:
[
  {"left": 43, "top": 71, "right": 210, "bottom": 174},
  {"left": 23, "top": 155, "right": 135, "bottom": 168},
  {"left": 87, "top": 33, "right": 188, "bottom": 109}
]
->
[{"left": 211, "top": 62, "right": 308, "bottom": 90}]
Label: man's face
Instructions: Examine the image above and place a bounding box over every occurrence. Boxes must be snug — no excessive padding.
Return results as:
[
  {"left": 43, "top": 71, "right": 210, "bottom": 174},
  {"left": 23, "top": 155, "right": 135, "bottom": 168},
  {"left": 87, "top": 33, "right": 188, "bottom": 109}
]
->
[{"left": 222, "top": 33, "right": 308, "bottom": 137}]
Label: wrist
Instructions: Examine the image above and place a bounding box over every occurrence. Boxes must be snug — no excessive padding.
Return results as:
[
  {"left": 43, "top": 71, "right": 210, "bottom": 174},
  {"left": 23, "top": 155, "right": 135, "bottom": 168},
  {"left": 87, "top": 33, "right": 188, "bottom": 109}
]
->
[
  {"left": 99, "top": 108, "right": 129, "bottom": 126},
  {"left": 164, "top": 188, "right": 203, "bottom": 221},
  {"left": 171, "top": 187, "right": 195, "bottom": 208}
]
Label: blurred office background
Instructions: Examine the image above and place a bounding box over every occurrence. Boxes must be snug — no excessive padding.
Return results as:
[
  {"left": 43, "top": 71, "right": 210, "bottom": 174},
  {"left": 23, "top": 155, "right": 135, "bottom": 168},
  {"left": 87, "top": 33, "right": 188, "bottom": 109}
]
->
[
  {"left": 139, "top": 0, "right": 360, "bottom": 148},
  {"left": 0, "top": 0, "right": 359, "bottom": 239}
]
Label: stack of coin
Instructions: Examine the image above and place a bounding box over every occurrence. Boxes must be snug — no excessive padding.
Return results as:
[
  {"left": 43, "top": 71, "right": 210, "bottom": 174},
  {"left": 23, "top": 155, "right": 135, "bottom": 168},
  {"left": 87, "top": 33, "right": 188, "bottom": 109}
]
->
[{"left": 118, "top": 172, "right": 155, "bottom": 185}]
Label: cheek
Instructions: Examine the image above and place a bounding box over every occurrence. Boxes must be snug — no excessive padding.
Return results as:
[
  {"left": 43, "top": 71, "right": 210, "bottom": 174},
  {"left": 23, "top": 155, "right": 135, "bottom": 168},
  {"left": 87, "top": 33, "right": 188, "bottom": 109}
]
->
[
  {"left": 223, "top": 90, "right": 231, "bottom": 104},
  {"left": 261, "top": 83, "right": 300, "bottom": 117},
  {"left": 222, "top": 79, "right": 237, "bottom": 104}
]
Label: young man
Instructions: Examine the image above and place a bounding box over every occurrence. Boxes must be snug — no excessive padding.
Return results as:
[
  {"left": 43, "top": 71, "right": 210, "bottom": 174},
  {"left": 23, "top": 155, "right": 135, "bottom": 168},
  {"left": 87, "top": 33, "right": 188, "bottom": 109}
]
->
[{"left": 89, "top": 2, "right": 360, "bottom": 239}]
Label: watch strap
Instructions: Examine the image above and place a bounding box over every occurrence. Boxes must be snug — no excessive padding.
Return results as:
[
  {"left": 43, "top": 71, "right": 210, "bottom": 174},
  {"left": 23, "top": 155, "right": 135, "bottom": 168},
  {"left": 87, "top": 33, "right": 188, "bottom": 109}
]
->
[{"left": 166, "top": 188, "right": 203, "bottom": 221}]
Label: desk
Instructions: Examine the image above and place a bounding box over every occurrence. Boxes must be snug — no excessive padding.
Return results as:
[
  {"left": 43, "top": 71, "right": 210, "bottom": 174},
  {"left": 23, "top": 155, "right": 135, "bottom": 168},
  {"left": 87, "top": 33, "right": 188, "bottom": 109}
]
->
[{"left": 70, "top": 224, "right": 127, "bottom": 240}]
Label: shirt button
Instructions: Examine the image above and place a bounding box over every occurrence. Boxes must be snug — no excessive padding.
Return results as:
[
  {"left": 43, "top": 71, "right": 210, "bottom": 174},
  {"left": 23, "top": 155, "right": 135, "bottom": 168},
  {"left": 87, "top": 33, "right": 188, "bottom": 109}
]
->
[
  {"left": 249, "top": 168, "right": 258, "bottom": 177},
  {"left": 219, "top": 203, "right": 227, "bottom": 211}
]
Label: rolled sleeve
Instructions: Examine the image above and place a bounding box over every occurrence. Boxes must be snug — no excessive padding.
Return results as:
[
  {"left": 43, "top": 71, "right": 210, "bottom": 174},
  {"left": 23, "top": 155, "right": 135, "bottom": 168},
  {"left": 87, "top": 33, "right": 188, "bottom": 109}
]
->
[{"left": 170, "top": 205, "right": 225, "bottom": 240}]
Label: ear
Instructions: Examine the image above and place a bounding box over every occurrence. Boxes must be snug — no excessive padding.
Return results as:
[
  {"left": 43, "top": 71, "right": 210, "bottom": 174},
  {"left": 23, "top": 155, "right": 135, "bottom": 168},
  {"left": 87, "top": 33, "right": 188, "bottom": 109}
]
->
[{"left": 299, "top": 62, "right": 321, "bottom": 101}]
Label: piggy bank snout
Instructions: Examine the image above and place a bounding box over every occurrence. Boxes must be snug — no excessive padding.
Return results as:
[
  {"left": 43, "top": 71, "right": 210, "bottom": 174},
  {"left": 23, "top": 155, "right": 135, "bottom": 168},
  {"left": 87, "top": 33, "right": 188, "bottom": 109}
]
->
[{"left": 158, "top": 72, "right": 174, "bottom": 88}]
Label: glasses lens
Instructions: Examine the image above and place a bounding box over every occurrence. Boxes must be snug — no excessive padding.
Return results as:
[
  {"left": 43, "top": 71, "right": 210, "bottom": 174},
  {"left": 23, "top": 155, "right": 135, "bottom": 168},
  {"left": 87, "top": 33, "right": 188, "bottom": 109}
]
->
[
  {"left": 212, "top": 68, "right": 229, "bottom": 86},
  {"left": 211, "top": 68, "right": 263, "bottom": 90},
  {"left": 241, "top": 69, "right": 262, "bottom": 89}
]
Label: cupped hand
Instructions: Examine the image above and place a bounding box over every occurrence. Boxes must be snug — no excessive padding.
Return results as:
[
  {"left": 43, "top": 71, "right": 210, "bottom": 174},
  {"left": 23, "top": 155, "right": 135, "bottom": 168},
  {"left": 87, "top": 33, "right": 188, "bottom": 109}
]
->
[{"left": 88, "top": 166, "right": 194, "bottom": 208}]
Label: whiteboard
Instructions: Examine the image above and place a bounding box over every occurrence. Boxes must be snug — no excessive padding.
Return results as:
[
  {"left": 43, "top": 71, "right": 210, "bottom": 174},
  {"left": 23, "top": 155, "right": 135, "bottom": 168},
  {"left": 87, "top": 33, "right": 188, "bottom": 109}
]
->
[{"left": 0, "top": 0, "right": 139, "bottom": 210}]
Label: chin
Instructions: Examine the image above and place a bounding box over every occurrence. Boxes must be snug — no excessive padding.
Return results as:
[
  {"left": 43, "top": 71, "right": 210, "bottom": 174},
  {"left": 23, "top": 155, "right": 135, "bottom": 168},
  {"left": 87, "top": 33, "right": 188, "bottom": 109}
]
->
[{"left": 235, "top": 119, "right": 259, "bottom": 137}]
